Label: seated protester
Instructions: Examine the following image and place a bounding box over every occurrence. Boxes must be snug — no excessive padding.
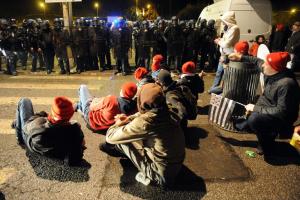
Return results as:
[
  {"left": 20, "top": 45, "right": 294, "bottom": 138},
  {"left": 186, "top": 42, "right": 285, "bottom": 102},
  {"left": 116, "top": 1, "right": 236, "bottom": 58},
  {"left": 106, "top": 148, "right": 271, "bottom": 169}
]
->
[
  {"left": 156, "top": 69, "right": 197, "bottom": 130},
  {"left": 76, "top": 82, "right": 137, "bottom": 132},
  {"left": 177, "top": 61, "right": 204, "bottom": 100},
  {"left": 151, "top": 54, "right": 164, "bottom": 80},
  {"left": 209, "top": 40, "right": 249, "bottom": 94},
  {"left": 249, "top": 35, "right": 266, "bottom": 57},
  {"left": 12, "top": 97, "right": 85, "bottom": 166},
  {"left": 229, "top": 52, "right": 300, "bottom": 157},
  {"left": 103, "top": 83, "right": 185, "bottom": 187},
  {"left": 134, "top": 67, "right": 154, "bottom": 90}
]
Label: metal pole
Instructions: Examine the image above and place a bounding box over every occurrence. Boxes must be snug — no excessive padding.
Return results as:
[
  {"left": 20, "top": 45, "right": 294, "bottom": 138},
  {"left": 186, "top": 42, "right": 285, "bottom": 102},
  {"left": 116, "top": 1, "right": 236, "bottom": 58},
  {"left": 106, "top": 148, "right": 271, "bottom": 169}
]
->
[
  {"left": 62, "top": 2, "right": 70, "bottom": 30},
  {"left": 68, "top": 2, "right": 73, "bottom": 28},
  {"left": 97, "top": 7, "right": 99, "bottom": 17}
]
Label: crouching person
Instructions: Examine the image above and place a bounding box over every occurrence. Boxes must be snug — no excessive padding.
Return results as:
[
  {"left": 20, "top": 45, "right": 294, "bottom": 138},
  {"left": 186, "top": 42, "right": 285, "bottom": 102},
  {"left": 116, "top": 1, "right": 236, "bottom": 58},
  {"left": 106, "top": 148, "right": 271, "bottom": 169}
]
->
[
  {"left": 103, "top": 83, "right": 185, "bottom": 187},
  {"left": 76, "top": 82, "right": 137, "bottom": 132},
  {"left": 12, "top": 97, "right": 85, "bottom": 166},
  {"left": 229, "top": 52, "right": 300, "bottom": 157}
]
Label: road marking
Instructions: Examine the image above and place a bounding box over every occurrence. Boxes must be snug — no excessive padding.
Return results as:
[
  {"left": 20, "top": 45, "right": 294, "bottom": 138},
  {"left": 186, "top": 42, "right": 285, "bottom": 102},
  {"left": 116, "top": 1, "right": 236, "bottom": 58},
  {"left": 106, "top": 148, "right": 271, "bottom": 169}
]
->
[
  {"left": 0, "top": 97, "right": 78, "bottom": 105},
  {"left": 0, "top": 119, "right": 15, "bottom": 135},
  {"left": 8, "top": 75, "right": 111, "bottom": 80},
  {"left": 0, "top": 83, "right": 102, "bottom": 90},
  {"left": 0, "top": 167, "right": 17, "bottom": 184}
]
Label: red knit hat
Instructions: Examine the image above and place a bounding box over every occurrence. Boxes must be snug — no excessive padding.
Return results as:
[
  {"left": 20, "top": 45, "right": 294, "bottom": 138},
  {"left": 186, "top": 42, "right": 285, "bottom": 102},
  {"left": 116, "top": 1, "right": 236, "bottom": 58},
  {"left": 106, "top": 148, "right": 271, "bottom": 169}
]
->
[
  {"left": 134, "top": 67, "right": 148, "bottom": 81},
  {"left": 234, "top": 41, "right": 249, "bottom": 55},
  {"left": 153, "top": 54, "right": 164, "bottom": 63},
  {"left": 121, "top": 82, "right": 138, "bottom": 99},
  {"left": 182, "top": 61, "right": 196, "bottom": 74},
  {"left": 276, "top": 24, "right": 285, "bottom": 31},
  {"left": 49, "top": 96, "right": 74, "bottom": 122},
  {"left": 151, "top": 61, "right": 161, "bottom": 72},
  {"left": 266, "top": 52, "right": 290, "bottom": 72}
]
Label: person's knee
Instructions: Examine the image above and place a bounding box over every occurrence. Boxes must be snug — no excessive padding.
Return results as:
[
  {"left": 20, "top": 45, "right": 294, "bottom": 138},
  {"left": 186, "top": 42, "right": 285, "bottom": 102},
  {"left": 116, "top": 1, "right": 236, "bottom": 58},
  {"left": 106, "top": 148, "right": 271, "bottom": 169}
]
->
[
  {"left": 247, "top": 112, "right": 262, "bottom": 131},
  {"left": 18, "top": 98, "right": 32, "bottom": 108}
]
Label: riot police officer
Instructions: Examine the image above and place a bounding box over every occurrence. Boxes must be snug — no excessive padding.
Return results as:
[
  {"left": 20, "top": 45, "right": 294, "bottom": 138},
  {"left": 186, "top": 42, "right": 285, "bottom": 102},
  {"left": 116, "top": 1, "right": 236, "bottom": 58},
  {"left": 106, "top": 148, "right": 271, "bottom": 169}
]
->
[
  {"left": 137, "top": 20, "right": 154, "bottom": 70},
  {"left": 183, "top": 19, "right": 198, "bottom": 64},
  {"left": 27, "top": 19, "right": 44, "bottom": 72},
  {"left": 40, "top": 20, "right": 55, "bottom": 74},
  {"left": 111, "top": 18, "right": 131, "bottom": 75},
  {"left": 53, "top": 18, "right": 71, "bottom": 74},
  {"left": 153, "top": 19, "right": 167, "bottom": 62},
  {"left": 164, "top": 16, "right": 185, "bottom": 72}
]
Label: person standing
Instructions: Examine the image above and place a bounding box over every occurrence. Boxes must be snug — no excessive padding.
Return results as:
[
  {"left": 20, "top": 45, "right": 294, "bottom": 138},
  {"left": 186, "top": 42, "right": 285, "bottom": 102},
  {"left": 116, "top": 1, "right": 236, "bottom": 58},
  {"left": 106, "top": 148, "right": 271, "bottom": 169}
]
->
[
  {"left": 209, "top": 11, "right": 240, "bottom": 94},
  {"left": 285, "top": 21, "right": 300, "bottom": 71}
]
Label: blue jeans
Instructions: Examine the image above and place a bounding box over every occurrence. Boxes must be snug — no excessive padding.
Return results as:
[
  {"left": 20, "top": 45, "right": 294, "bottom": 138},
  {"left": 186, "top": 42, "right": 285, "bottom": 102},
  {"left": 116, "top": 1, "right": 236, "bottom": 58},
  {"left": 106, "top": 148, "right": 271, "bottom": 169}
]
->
[
  {"left": 15, "top": 98, "right": 34, "bottom": 143},
  {"left": 209, "top": 62, "right": 224, "bottom": 93},
  {"left": 78, "top": 85, "right": 93, "bottom": 123}
]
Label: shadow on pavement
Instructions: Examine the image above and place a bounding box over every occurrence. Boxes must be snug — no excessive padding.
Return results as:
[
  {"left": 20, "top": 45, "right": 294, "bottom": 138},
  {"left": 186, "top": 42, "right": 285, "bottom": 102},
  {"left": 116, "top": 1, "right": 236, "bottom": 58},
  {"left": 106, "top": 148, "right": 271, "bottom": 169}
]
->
[
  {"left": 119, "top": 159, "right": 206, "bottom": 200},
  {"left": 26, "top": 151, "right": 91, "bottom": 182},
  {"left": 219, "top": 136, "right": 300, "bottom": 166},
  {"left": 185, "top": 127, "right": 208, "bottom": 150},
  {"left": 197, "top": 105, "right": 210, "bottom": 115},
  {"left": 218, "top": 135, "right": 258, "bottom": 148},
  {"left": 0, "top": 192, "right": 5, "bottom": 200}
]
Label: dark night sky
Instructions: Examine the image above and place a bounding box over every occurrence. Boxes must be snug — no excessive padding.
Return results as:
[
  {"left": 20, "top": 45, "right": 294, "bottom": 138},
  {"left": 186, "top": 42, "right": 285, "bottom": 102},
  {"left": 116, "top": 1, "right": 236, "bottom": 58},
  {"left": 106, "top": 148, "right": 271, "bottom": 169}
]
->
[{"left": 0, "top": 0, "right": 298, "bottom": 19}]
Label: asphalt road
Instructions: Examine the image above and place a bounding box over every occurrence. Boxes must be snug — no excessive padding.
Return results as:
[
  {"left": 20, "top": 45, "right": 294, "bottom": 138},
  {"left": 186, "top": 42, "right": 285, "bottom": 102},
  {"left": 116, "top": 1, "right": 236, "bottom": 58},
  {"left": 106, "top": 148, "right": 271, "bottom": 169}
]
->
[{"left": 0, "top": 67, "right": 299, "bottom": 200}]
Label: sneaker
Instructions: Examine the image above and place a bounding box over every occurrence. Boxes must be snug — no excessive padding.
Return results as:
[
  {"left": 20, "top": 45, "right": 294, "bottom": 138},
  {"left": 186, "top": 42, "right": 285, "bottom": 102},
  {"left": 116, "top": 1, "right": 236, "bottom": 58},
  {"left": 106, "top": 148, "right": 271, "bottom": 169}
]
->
[
  {"left": 135, "top": 172, "right": 151, "bottom": 186},
  {"left": 11, "top": 120, "right": 16, "bottom": 129}
]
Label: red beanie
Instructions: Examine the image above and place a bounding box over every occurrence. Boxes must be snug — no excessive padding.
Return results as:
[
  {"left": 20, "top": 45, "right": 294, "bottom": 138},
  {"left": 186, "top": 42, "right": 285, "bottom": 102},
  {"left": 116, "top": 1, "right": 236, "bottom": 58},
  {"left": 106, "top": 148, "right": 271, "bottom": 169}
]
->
[
  {"left": 134, "top": 67, "right": 148, "bottom": 81},
  {"left": 153, "top": 54, "right": 164, "bottom": 63},
  {"left": 266, "top": 52, "right": 290, "bottom": 72},
  {"left": 182, "top": 61, "right": 196, "bottom": 74},
  {"left": 121, "top": 82, "right": 138, "bottom": 99},
  {"left": 234, "top": 41, "right": 249, "bottom": 55},
  {"left": 151, "top": 61, "right": 161, "bottom": 72},
  {"left": 276, "top": 24, "right": 285, "bottom": 31},
  {"left": 49, "top": 96, "right": 74, "bottom": 122}
]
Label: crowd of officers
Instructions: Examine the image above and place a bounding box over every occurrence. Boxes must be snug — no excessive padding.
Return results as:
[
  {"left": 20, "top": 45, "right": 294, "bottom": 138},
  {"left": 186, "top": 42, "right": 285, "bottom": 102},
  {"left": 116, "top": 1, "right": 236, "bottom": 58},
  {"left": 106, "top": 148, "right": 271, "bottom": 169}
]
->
[{"left": 0, "top": 16, "right": 218, "bottom": 76}]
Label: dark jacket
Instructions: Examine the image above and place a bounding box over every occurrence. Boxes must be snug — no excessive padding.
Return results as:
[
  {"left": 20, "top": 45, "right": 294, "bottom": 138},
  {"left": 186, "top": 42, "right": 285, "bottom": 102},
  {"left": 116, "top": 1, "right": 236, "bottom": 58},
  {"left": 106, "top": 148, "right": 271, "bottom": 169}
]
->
[
  {"left": 241, "top": 55, "right": 300, "bottom": 125},
  {"left": 163, "top": 82, "right": 197, "bottom": 120},
  {"left": 117, "top": 97, "right": 137, "bottom": 115},
  {"left": 285, "top": 31, "right": 300, "bottom": 56},
  {"left": 23, "top": 113, "right": 85, "bottom": 164},
  {"left": 177, "top": 74, "right": 204, "bottom": 100}
]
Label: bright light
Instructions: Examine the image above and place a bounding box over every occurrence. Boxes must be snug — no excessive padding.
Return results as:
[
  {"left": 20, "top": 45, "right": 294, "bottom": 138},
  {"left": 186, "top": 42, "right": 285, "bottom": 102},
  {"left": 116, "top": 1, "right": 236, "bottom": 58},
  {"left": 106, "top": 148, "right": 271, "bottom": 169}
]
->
[
  {"left": 290, "top": 8, "right": 297, "bottom": 14},
  {"left": 39, "top": 2, "right": 45, "bottom": 9},
  {"left": 147, "top": 4, "right": 151, "bottom": 9},
  {"left": 94, "top": 2, "right": 99, "bottom": 9}
]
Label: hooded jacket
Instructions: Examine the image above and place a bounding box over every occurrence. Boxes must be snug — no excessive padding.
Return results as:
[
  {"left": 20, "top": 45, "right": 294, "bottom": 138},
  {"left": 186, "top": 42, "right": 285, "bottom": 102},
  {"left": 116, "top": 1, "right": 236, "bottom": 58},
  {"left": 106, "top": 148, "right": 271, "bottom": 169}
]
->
[
  {"left": 218, "top": 11, "right": 240, "bottom": 56},
  {"left": 106, "top": 84, "right": 185, "bottom": 184}
]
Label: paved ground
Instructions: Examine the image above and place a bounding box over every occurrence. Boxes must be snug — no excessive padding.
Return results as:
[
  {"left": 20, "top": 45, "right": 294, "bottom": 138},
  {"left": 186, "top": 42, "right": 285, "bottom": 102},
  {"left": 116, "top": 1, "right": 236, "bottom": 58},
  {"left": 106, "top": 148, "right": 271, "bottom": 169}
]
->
[{"left": 0, "top": 66, "right": 299, "bottom": 200}]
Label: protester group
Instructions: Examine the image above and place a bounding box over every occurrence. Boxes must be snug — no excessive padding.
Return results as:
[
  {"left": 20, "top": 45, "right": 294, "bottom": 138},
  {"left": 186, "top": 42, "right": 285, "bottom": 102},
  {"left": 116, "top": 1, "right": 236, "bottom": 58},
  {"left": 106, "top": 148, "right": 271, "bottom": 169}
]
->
[{"left": 8, "top": 11, "right": 300, "bottom": 188}]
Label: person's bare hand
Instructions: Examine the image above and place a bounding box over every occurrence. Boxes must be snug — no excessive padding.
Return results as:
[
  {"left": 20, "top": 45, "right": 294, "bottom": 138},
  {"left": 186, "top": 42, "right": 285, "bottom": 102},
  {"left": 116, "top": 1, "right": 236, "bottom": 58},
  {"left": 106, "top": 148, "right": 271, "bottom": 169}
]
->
[
  {"left": 294, "top": 126, "right": 300, "bottom": 146},
  {"left": 228, "top": 53, "right": 242, "bottom": 61},
  {"left": 214, "top": 38, "right": 220, "bottom": 44},
  {"left": 245, "top": 104, "right": 255, "bottom": 112},
  {"left": 115, "top": 115, "right": 130, "bottom": 126},
  {"left": 199, "top": 70, "right": 206, "bottom": 78}
]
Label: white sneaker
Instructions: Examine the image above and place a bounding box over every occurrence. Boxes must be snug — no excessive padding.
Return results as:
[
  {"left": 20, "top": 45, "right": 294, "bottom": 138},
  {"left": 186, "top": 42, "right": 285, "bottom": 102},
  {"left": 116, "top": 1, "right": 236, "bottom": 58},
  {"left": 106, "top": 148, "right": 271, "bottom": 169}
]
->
[{"left": 135, "top": 172, "right": 151, "bottom": 186}]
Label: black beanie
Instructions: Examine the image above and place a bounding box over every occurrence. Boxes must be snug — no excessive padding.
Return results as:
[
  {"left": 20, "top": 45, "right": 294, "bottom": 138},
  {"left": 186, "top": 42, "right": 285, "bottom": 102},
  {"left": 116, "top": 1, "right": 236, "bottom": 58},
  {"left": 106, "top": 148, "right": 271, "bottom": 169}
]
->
[{"left": 157, "top": 69, "right": 173, "bottom": 87}]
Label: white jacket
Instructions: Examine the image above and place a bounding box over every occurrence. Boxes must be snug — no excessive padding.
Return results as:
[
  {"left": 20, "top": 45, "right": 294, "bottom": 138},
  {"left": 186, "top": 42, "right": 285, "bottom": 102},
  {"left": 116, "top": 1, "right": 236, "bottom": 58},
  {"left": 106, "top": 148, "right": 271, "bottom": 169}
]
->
[{"left": 218, "top": 11, "right": 240, "bottom": 56}]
